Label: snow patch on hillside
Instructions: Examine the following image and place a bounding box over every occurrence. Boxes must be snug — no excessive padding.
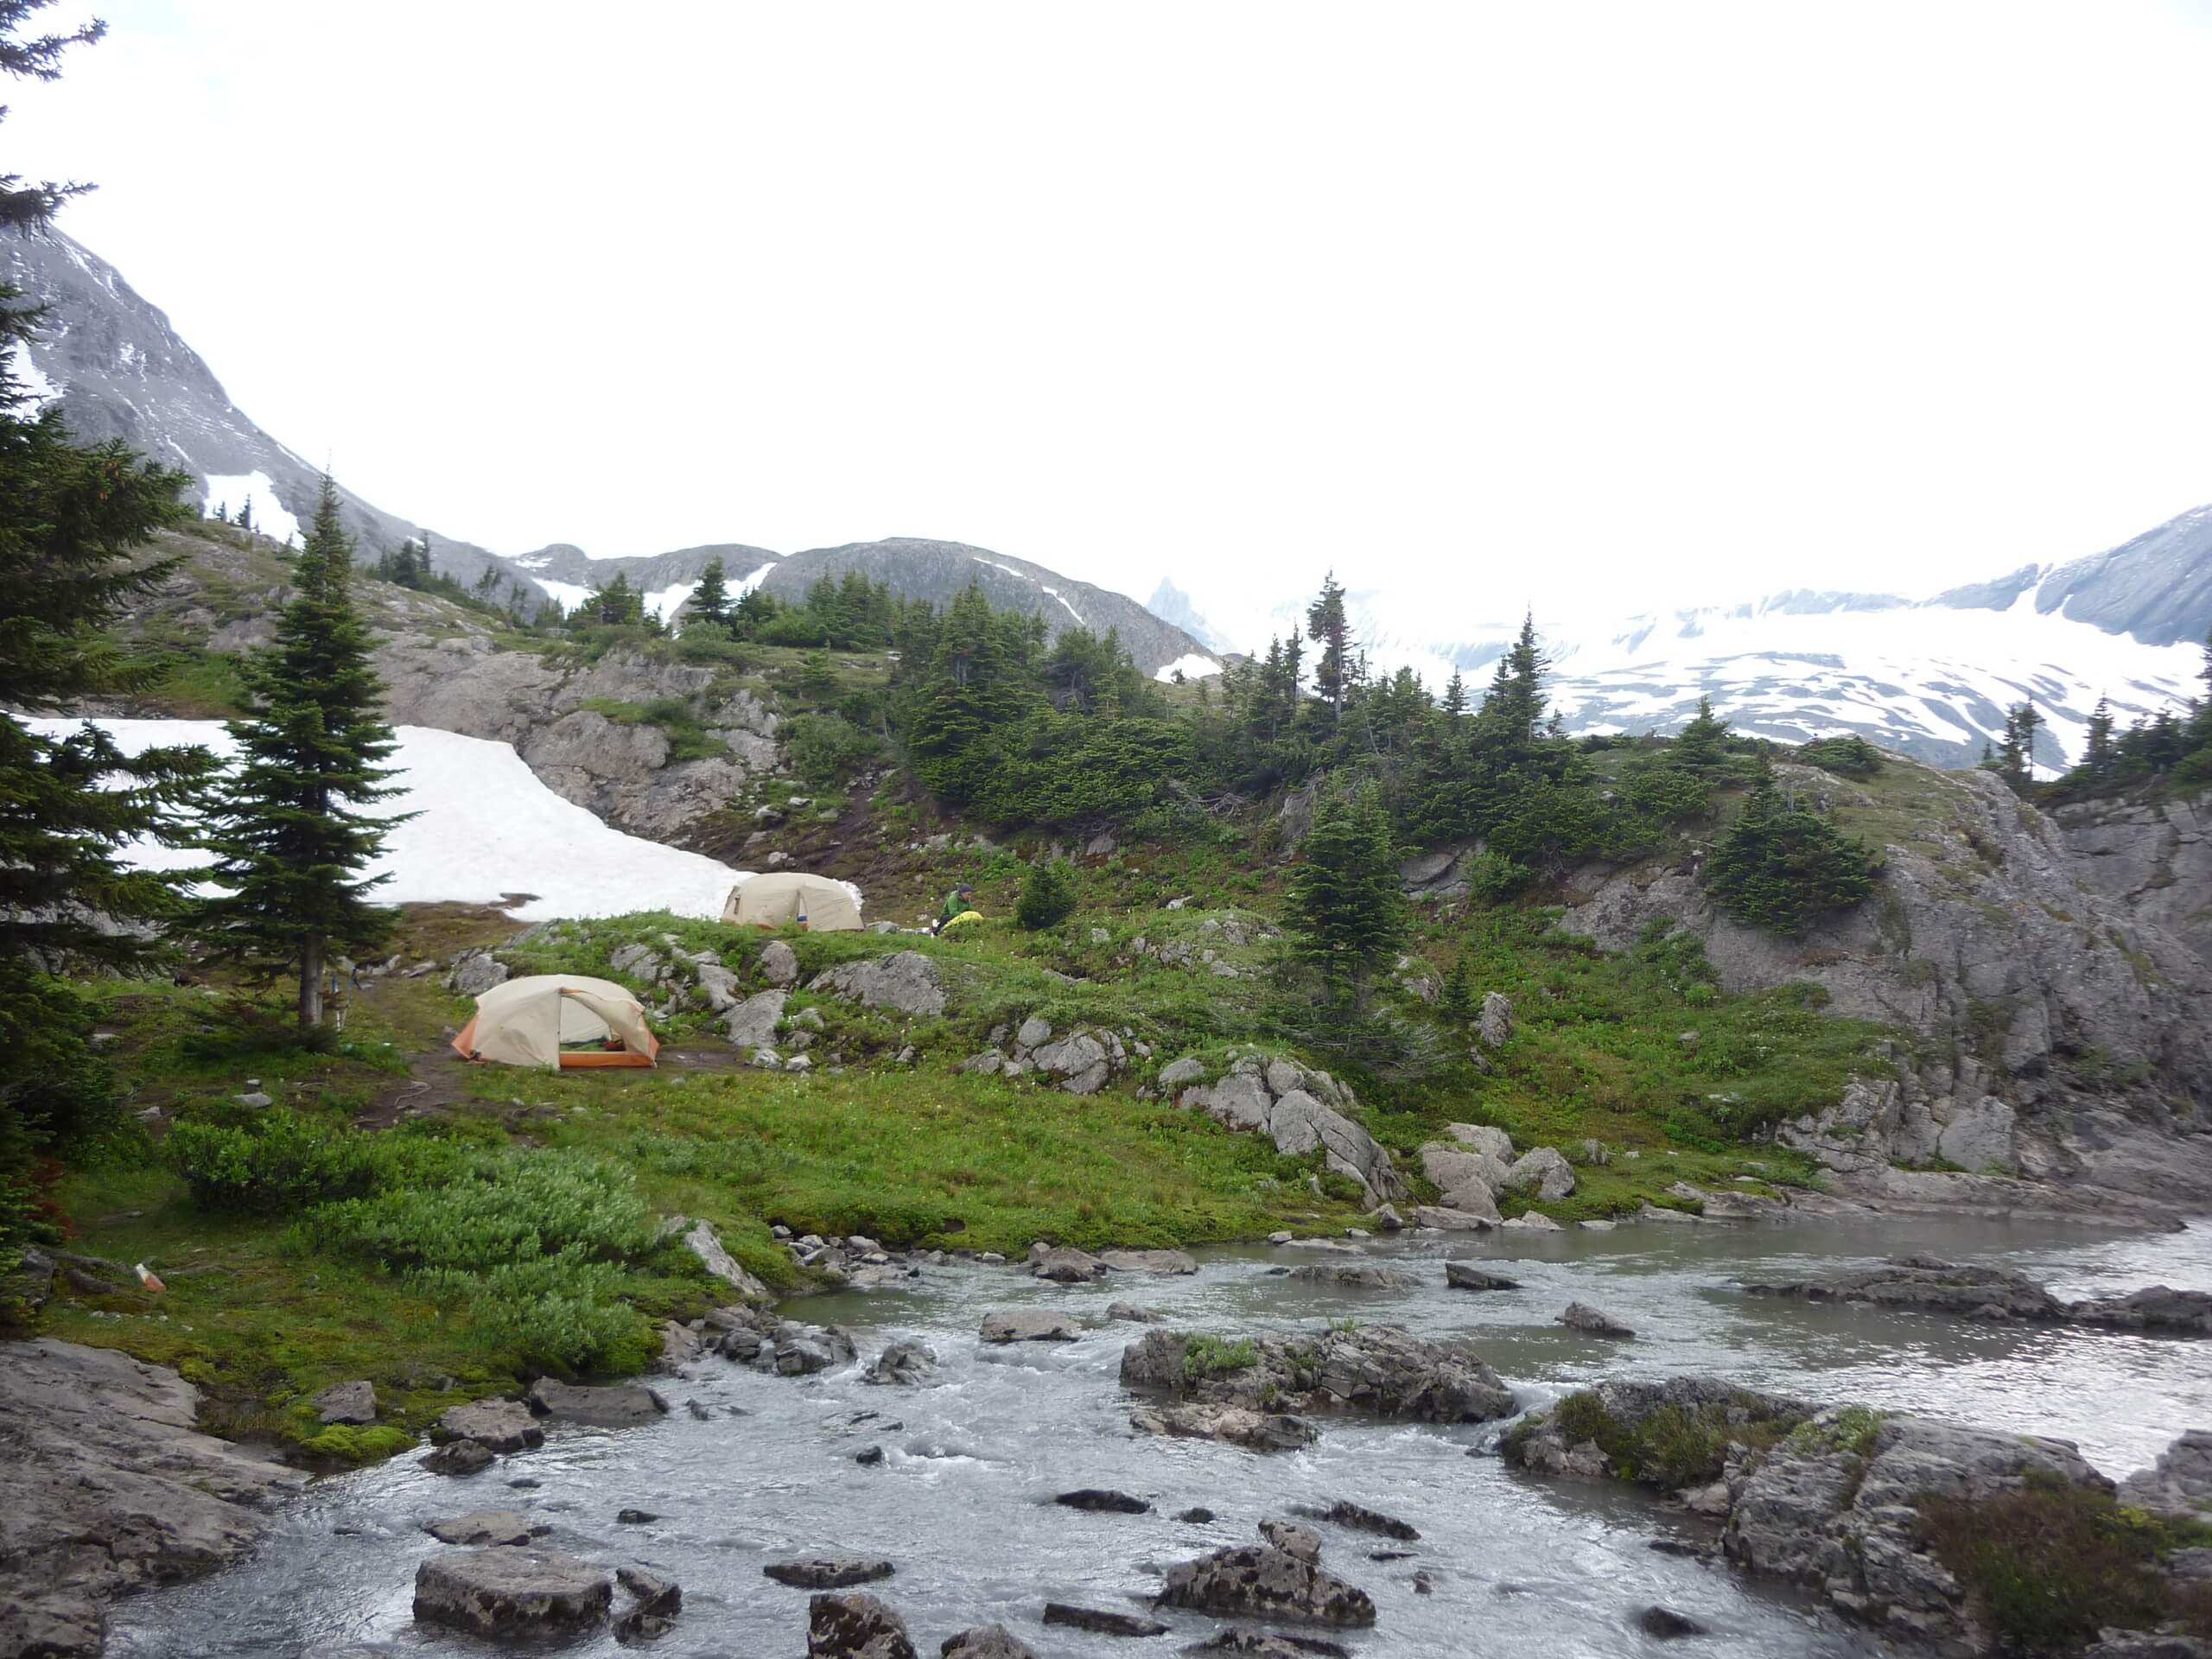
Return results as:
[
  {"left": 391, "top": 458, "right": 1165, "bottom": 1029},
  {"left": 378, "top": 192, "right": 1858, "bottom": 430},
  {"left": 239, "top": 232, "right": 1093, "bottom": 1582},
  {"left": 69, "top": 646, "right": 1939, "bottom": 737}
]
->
[
  {"left": 645, "top": 582, "right": 698, "bottom": 626},
  {"left": 7, "top": 340, "right": 60, "bottom": 406},
  {"left": 1153, "top": 652, "right": 1223, "bottom": 683},
  {"left": 200, "top": 472, "right": 301, "bottom": 543},
  {"left": 972, "top": 555, "right": 1084, "bottom": 623},
  {"left": 532, "top": 578, "right": 594, "bottom": 613},
  {"left": 31, "top": 720, "right": 749, "bottom": 923}
]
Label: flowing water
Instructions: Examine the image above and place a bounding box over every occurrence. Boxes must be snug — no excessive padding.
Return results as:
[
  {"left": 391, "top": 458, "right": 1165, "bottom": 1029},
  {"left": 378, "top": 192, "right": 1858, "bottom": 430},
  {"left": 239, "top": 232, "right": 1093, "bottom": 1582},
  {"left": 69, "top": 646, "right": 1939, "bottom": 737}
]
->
[{"left": 109, "top": 1214, "right": 2211, "bottom": 1658}]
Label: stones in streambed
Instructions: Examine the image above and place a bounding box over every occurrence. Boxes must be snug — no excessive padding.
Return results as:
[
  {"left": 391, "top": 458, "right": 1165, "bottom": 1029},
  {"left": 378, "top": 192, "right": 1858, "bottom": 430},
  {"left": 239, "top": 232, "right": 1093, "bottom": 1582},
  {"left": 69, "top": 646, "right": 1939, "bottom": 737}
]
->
[
  {"left": 1445, "top": 1262, "right": 1521, "bottom": 1292},
  {"left": 1043, "top": 1602, "right": 1171, "bottom": 1637},
  {"left": 1157, "top": 1545, "right": 1376, "bottom": 1627},
  {"left": 981, "top": 1307, "right": 1077, "bottom": 1343},
  {"left": 435, "top": 1398, "right": 544, "bottom": 1453},
  {"left": 1107, "top": 1300, "right": 1171, "bottom": 1323},
  {"left": 766, "top": 1557, "right": 897, "bottom": 1589},
  {"left": 1178, "top": 1506, "right": 1217, "bottom": 1523},
  {"left": 413, "top": 1548, "right": 613, "bottom": 1638},
  {"left": 709, "top": 1303, "right": 858, "bottom": 1374},
  {"left": 1029, "top": 1243, "right": 1109, "bottom": 1282},
  {"left": 314, "top": 1379, "right": 378, "bottom": 1425},
  {"left": 423, "top": 1509, "right": 536, "bottom": 1546},
  {"left": 528, "top": 1376, "right": 667, "bottom": 1427},
  {"left": 1742, "top": 1255, "right": 2212, "bottom": 1333},
  {"left": 941, "top": 1625, "right": 1039, "bottom": 1658},
  {"left": 1100, "top": 1248, "right": 1199, "bottom": 1274},
  {"left": 1268, "top": 1262, "right": 1421, "bottom": 1290},
  {"left": 1558, "top": 1301, "right": 1636, "bottom": 1337},
  {"left": 1185, "top": 1635, "right": 1354, "bottom": 1658},
  {"left": 1055, "top": 1488, "right": 1153, "bottom": 1513},
  {"left": 1638, "top": 1605, "right": 1709, "bottom": 1639},
  {"left": 1120, "top": 1323, "right": 1516, "bottom": 1431},
  {"left": 616, "top": 1507, "right": 659, "bottom": 1523},
  {"left": 614, "top": 1565, "right": 682, "bottom": 1643},
  {"left": 1132, "top": 1402, "right": 1322, "bottom": 1452},
  {"left": 422, "top": 1439, "right": 498, "bottom": 1476},
  {"left": 1291, "top": 1499, "right": 1420, "bottom": 1541},
  {"left": 808, "top": 1590, "right": 918, "bottom": 1658},
  {"left": 855, "top": 1444, "right": 885, "bottom": 1465},
  {"left": 863, "top": 1339, "right": 939, "bottom": 1386}
]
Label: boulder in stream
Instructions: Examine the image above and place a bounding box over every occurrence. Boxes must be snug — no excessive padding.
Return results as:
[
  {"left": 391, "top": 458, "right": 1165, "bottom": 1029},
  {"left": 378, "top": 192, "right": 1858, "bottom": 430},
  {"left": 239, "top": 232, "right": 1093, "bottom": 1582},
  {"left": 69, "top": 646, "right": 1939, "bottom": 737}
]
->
[
  {"left": 421, "top": 1440, "right": 497, "bottom": 1477},
  {"left": 1043, "top": 1602, "right": 1171, "bottom": 1637},
  {"left": 1120, "top": 1323, "right": 1516, "bottom": 1427},
  {"left": 1030, "top": 1244, "right": 1109, "bottom": 1282},
  {"left": 1558, "top": 1301, "right": 1636, "bottom": 1338},
  {"left": 423, "top": 1509, "right": 534, "bottom": 1546},
  {"left": 1156, "top": 1545, "right": 1377, "bottom": 1627},
  {"left": 2117, "top": 1427, "right": 2212, "bottom": 1520},
  {"left": 980, "top": 1307, "right": 1077, "bottom": 1343},
  {"left": 1444, "top": 1262, "right": 1520, "bottom": 1292},
  {"left": 940, "top": 1626, "right": 1038, "bottom": 1658},
  {"left": 1740, "top": 1255, "right": 2071, "bottom": 1320},
  {"left": 1054, "top": 1488, "right": 1152, "bottom": 1513},
  {"left": 1258, "top": 1518, "right": 1322, "bottom": 1561},
  {"left": 313, "top": 1380, "right": 378, "bottom": 1426},
  {"left": 807, "top": 1590, "right": 918, "bottom": 1658},
  {"left": 1269, "top": 1262, "right": 1421, "bottom": 1290},
  {"left": 613, "top": 1564, "right": 682, "bottom": 1642},
  {"left": 863, "top": 1340, "right": 939, "bottom": 1386},
  {"left": 766, "top": 1557, "right": 898, "bottom": 1589},
  {"left": 1294, "top": 1499, "right": 1420, "bottom": 1541},
  {"left": 1130, "top": 1402, "right": 1321, "bottom": 1452},
  {"left": 527, "top": 1376, "right": 667, "bottom": 1427},
  {"left": 412, "top": 1548, "right": 612, "bottom": 1637},
  {"left": 435, "top": 1399, "right": 543, "bottom": 1452}
]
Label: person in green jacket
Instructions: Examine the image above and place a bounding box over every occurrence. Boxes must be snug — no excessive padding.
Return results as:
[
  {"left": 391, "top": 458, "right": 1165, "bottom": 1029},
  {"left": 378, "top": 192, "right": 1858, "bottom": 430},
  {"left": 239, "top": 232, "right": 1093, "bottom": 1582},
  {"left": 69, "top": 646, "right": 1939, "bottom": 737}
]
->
[{"left": 933, "top": 885, "right": 976, "bottom": 935}]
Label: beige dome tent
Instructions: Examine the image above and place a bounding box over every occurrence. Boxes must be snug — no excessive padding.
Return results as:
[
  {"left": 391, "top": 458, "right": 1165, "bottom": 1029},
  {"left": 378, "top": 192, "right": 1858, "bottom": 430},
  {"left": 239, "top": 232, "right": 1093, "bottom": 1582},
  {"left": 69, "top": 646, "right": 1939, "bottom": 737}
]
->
[
  {"left": 451, "top": 974, "right": 659, "bottom": 1071},
  {"left": 721, "top": 871, "right": 862, "bottom": 932}
]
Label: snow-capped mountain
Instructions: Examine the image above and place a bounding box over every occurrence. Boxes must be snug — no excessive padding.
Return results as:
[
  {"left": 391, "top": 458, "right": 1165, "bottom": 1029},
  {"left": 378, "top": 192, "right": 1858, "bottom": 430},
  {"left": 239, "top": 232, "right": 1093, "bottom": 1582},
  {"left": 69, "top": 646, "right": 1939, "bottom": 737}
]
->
[{"left": 1173, "top": 507, "right": 2210, "bottom": 770}]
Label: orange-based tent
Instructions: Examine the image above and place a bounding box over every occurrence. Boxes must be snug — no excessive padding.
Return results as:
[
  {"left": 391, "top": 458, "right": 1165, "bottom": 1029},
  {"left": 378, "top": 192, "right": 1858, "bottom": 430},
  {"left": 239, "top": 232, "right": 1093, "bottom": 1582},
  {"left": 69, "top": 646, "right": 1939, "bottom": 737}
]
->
[{"left": 452, "top": 974, "right": 659, "bottom": 1071}]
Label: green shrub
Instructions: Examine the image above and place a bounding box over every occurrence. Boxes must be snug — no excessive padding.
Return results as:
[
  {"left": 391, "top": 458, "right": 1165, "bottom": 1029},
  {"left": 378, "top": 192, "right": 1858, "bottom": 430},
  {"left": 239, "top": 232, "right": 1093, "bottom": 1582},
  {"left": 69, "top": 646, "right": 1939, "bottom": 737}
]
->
[
  {"left": 168, "top": 1110, "right": 393, "bottom": 1215},
  {"left": 1546, "top": 1389, "right": 1800, "bottom": 1485},
  {"left": 1796, "top": 734, "right": 1884, "bottom": 777},
  {"left": 1014, "top": 860, "right": 1077, "bottom": 931},
  {"left": 1464, "top": 850, "right": 1532, "bottom": 904},
  {"left": 785, "top": 713, "right": 881, "bottom": 788},
  {"left": 1182, "top": 1334, "right": 1259, "bottom": 1382},
  {"left": 301, "top": 1147, "right": 659, "bottom": 1269},
  {"left": 1916, "top": 1473, "right": 2190, "bottom": 1655},
  {"left": 416, "top": 1251, "right": 652, "bottom": 1374},
  {"left": 1706, "top": 780, "right": 1883, "bottom": 935}
]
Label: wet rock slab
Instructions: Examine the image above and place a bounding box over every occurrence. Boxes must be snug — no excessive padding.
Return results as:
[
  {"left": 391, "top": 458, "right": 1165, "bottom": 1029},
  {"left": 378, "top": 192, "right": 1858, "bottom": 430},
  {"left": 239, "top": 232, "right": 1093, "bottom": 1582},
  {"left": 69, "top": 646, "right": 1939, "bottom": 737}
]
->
[
  {"left": 422, "top": 1509, "right": 534, "bottom": 1546},
  {"left": 766, "top": 1556, "right": 897, "bottom": 1589},
  {"left": 412, "top": 1547, "right": 612, "bottom": 1637},
  {"left": 1120, "top": 1322, "right": 1516, "bottom": 1431},
  {"left": 981, "top": 1307, "right": 1077, "bottom": 1343},
  {"left": 808, "top": 1589, "right": 918, "bottom": 1657},
  {"left": 1043, "top": 1601, "right": 1170, "bottom": 1636},
  {"left": 435, "top": 1398, "right": 543, "bottom": 1452},
  {"left": 527, "top": 1376, "right": 667, "bottom": 1427},
  {"left": 941, "top": 1625, "right": 1039, "bottom": 1657},
  {"left": 1157, "top": 1545, "right": 1377, "bottom": 1627}
]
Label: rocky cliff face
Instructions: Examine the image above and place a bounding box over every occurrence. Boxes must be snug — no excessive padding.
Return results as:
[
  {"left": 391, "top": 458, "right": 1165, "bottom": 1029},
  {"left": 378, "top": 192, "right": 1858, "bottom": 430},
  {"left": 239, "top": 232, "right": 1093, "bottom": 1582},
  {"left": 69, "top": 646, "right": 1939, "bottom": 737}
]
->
[{"left": 1560, "top": 762, "right": 2212, "bottom": 1215}]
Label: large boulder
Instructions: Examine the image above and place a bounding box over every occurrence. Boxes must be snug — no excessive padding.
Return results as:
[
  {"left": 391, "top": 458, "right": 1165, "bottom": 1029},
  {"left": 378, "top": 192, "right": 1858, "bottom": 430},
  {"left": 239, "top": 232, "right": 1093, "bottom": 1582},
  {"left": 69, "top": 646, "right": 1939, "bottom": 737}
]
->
[
  {"left": 1445, "top": 1122, "right": 1516, "bottom": 1161},
  {"left": 2069, "top": 1286, "right": 2212, "bottom": 1334},
  {"left": 2117, "top": 1428, "right": 2212, "bottom": 1522},
  {"left": 1029, "top": 1244, "right": 1107, "bottom": 1282},
  {"left": 412, "top": 1548, "right": 612, "bottom": 1637},
  {"left": 807, "top": 1590, "right": 918, "bottom": 1659},
  {"left": 434, "top": 1399, "right": 544, "bottom": 1453},
  {"left": 765, "top": 1558, "right": 895, "bottom": 1589},
  {"left": 1172, "top": 1056, "right": 1409, "bottom": 1205},
  {"left": 313, "top": 1380, "right": 378, "bottom": 1426},
  {"left": 940, "top": 1626, "right": 1038, "bottom": 1658},
  {"left": 721, "top": 988, "right": 786, "bottom": 1051},
  {"left": 1476, "top": 992, "right": 1515, "bottom": 1049},
  {"left": 423, "top": 1510, "right": 534, "bottom": 1547},
  {"left": 526, "top": 1377, "right": 666, "bottom": 1427},
  {"left": 1503, "top": 1146, "right": 1576, "bottom": 1202},
  {"left": 760, "top": 938, "right": 800, "bottom": 987},
  {"left": 1128, "top": 1402, "right": 1319, "bottom": 1452},
  {"left": 810, "top": 952, "right": 946, "bottom": 1016},
  {"left": 1156, "top": 1545, "right": 1376, "bottom": 1627},
  {"left": 683, "top": 1219, "right": 772, "bottom": 1301},
  {"left": 709, "top": 1304, "right": 857, "bottom": 1375},
  {"left": 1740, "top": 1255, "right": 2071, "bottom": 1321},
  {"left": 1119, "top": 1323, "right": 1514, "bottom": 1427},
  {"left": 980, "top": 1308, "right": 1077, "bottom": 1344}
]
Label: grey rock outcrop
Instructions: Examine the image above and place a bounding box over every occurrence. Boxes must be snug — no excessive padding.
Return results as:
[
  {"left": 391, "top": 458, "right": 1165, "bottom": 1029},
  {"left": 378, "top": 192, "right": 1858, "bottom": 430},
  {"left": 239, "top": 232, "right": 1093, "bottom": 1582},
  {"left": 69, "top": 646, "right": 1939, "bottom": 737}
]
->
[
  {"left": 526, "top": 1376, "right": 666, "bottom": 1427},
  {"left": 683, "top": 1219, "right": 772, "bottom": 1301},
  {"left": 980, "top": 1308, "right": 1077, "bottom": 1343},
  {"left": 1743, "top": 1255, "right": 2211, "bottom": 1332},
  {"left": 412, "top": 1548, "right": 612, "bottom": 1638},
  {"left": 435, "top": 1399, "right": 544, "bottom": 1453},
  {"left": 1128, "top": 1402, "right": 1320, "bottom": 1452},
  {"left": 423, "top": 1510, "right": 534, "bottom": 1547},
  {"left": 0, "top": 1339, "right": 303, "bottom": 1658},
  {"left": 1503, "top": 1146, "right": 1576, "bottom": 1202},
  {"left": 760, "top": 938, "right": 801, "bottom": 987},
  {"left": 809, "top": 953, "right": 946, "bottom": 1016},
  {"left": 1029, "top": 1244, "right": 1107, "bottom": 1282},
  {"left": 708, "top": 1304, "right": 857, "bottom": 1374},
  {"left": 313, "top": 1379, "right": 378, "bottom": 1426},
  {"left": 940, "top": 1625, "right": 1038, "bottom": 1658},
  {"left": 721, "top": 988, "right": 787, "bottom": 1051},
  {"left": 1558, "top": 1301, "right": 1636, "bottom": 1337},
  {"left": 1445, "top": 1262, "right": 1521, "bottom": 1292},
  {"left": 1558, "top": 761, "right": 2212, "bottom": 1216},
  {"left": 766, "top": 1558, "right": 896, "bottom": 1589},
  {"left": 2116, "top": 1428, "right": 2212, "bottom": 1522},
  {"left": 1476, "top": 991, "right": 1515, "bottom": 1049},
  {"left": 1173, "top": 1055, "right": 1408, "bottom": 1206},
  {"left": 862, "top": 1340, "right": 939, "bottom": 1387}
]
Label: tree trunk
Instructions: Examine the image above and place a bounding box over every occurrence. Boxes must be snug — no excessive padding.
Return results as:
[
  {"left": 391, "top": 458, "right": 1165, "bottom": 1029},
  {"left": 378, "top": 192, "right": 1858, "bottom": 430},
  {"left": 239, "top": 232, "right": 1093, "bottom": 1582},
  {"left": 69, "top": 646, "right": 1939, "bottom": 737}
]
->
[{"left": 298, "top": 934, "right": 324, "bottom": 1028}]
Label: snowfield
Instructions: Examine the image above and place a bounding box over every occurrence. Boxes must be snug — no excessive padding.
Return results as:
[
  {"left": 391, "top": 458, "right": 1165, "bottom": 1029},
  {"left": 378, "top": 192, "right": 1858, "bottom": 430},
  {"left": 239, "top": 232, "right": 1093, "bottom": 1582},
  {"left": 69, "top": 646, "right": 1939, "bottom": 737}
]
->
[
  {"left": 199, "top": 472, "right": 302, "bottom": 543},
  {"left": 30, "top": 720, "right": 751, "bottom": 923},
  {"left": 1152, "top": 652, "right": 1223, "bottom": 683}
]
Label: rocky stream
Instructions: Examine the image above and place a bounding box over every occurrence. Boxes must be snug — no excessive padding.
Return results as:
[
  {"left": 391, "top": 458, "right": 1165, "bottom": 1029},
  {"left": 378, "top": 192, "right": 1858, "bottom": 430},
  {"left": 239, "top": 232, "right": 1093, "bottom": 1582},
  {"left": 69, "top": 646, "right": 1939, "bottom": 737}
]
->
[{"left": 54, "top": 1211, "right": 2208, "bottom": 1658}]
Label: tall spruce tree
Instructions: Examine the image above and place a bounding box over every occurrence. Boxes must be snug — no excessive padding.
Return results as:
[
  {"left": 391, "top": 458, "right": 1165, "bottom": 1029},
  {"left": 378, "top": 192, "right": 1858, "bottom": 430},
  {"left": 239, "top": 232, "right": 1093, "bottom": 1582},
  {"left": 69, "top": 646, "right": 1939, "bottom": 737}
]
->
[
  {"left": 1, "top": 2, "right": 216, "bottom": 1244},
  {"left": 1306, "top": 572, "right": 1351, "bottom": 731},
  {"left": 1285, "top": 782, "right": 1410, "bottom": 1002},
  {"left": 689, "top": 557, "right": 730, "bottom": 632},
  {"left": 196, "top": 477, "right": 405, "bottom": 1027}
]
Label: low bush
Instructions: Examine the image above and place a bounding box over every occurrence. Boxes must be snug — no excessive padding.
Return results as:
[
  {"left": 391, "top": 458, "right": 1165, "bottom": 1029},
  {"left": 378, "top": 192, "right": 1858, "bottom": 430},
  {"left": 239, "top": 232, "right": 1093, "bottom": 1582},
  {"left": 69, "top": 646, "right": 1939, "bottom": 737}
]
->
[
  {"left": 302, "top": 1147, "right": 660, "bottom": 1269},
  {"left": 785, "top": 713, "right": 882, "bottom": 788},
  {"left": 1182, "top": 1334, "right": 1259, "bottom": 1382},
  {"left": 168, "top": 1110, "right": 397, "bottom": 1215},
  {"left": 1706, "top": 780, "right": 1883, "bottom": 935},
  {"left": 1795, "top": 734, "right": 1884, "bottom": 777}
]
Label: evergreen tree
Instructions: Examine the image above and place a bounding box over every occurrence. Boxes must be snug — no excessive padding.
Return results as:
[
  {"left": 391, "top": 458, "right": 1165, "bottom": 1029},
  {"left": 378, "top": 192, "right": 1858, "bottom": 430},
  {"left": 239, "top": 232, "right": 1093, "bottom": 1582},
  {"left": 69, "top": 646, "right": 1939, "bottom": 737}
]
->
[
  {"left": 1440, "top": 670, "right": 1468, "bottom": 719},
  {"left": 690, "top": 557, "right": 730, "bottom": 632},
  {"left": 1306, "top": 572, "right": 1351, "bottom": 731},
  {"left": 1705, "top": 775, "right": 1882, "bottom": 936},
  {"left": 196, "top": 477, "right": 406, "bottom": 1028},
  {"left": 1497, "top": 613, "right": 1548, "bottom": 749},
  {"left": 1014, "top": 859, "right": 1077, "bottom": 930},
  {"left": 0, "top": 3, "right": 219, "bottom": 1245},
  {"left": 1673, "top": 696, "right": 1730, "bottom": 772},
  {"left": 235, "top": 494, "right": 253, "bottom": 533},
  {"left": 1438, "top": 950, "right": 1475, "bottom": 1022},
  {"left": 2082, "top": 696, "right": 2116, "bottom": 776},
  {"left": 1994, "top": 701, "right": 2043, "bottom": 792},
  {"left": 1285, "top": 782, "right": 1410, "bottom": 1001}
]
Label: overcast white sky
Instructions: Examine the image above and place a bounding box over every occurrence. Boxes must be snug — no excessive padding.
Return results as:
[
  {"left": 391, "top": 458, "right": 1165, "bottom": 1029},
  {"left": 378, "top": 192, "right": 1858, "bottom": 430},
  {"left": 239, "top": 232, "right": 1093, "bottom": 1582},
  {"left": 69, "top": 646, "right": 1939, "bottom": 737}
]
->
[{"left": 12, "top": 1, "right": 2212, "bottom": 633}]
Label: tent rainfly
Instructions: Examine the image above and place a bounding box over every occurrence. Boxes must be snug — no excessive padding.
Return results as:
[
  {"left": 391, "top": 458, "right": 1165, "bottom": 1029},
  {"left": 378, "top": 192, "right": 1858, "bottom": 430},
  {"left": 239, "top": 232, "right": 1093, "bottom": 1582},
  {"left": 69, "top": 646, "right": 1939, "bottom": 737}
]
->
[
  {"left": 721, "top": 871, "right": 862, "bottom": 931},
  {"left": 451, "top": 974, "right": 659, "bottom": 1070}
]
